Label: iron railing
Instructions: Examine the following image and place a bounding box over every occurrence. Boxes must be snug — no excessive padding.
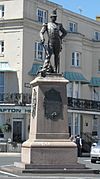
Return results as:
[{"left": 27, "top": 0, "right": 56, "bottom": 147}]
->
[
  {"left": 0, "top": 93, "right": 31, "bottom": 105},
  {"left": 68, "top": 97, "right": 100, "bottom": 112}
]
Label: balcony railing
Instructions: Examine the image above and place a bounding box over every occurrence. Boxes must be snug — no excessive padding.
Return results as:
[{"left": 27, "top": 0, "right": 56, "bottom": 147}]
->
[
  {"left": 68, "top": 97, "right": 100, "bottom": 112},
  {"left": 0, "top": 93, "right": 100, "bottom": 112},
  {"left": 0, "top": 93, "right": 31, "bottom": 105}
]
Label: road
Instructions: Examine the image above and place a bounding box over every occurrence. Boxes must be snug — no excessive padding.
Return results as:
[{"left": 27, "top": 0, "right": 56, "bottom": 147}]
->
[
  {"left": 0, "top": 153, "right": 99, "bottom": 178},
  {"left": 78, "top": 157, "right": 100, "bottom": 170}
]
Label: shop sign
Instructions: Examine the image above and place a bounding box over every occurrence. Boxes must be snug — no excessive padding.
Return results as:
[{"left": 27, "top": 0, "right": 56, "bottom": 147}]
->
[{"left": 0, "top": 106, "right": 31, "bottom": 113}]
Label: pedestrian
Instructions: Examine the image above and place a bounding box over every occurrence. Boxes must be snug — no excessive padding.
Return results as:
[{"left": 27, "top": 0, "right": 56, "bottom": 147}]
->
[{"left": 75, "top": 135, "right": 82, "bottom": 157}]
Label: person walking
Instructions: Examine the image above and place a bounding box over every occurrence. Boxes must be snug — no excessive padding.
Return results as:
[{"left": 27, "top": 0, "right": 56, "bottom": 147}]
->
[{"left": 75, "top": 135, "right": 82, "bottom": 157}]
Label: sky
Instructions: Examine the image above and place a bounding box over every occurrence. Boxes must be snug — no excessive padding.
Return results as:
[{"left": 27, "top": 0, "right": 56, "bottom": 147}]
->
[{"left": 50, "top": 0, "right": 100, "bottom": 20}]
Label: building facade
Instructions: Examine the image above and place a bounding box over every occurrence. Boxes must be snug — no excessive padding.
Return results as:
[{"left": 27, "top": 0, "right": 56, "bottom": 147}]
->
[{"left": 0, "top": 0, "right": 100, "bottom": 145}]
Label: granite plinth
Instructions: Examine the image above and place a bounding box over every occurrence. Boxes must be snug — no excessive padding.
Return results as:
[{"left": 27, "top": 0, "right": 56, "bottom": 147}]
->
[{"left": 19, "top": 139, "right": 77, "bottom": 167}]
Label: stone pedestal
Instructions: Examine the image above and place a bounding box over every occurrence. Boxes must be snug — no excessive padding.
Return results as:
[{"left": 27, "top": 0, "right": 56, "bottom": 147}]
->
[{"left": 15, "top": 74, "right": 84, "bottom": 171}]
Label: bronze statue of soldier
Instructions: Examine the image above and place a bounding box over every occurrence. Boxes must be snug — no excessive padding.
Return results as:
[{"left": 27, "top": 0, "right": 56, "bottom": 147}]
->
[{"left": 39, "top": 9, "right": 67, "bottom": 76}]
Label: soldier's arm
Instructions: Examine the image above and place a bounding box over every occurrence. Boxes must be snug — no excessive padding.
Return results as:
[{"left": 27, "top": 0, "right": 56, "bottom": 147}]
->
[
  {"left": 40, "top": 23, "right": 47, "bottom": 43},
  {"left": 59, "top": 23, "right": 67, "bottom": 40}
]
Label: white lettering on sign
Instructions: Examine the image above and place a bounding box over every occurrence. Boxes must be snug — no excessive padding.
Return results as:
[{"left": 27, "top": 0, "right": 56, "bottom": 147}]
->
[{"left": 0, "top": 107, "right": 31, "bottom": 113}]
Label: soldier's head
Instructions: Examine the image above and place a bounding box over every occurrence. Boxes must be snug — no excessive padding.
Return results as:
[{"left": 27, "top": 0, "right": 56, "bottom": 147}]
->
[{"left": 50, "top": 9, "right": 57, "bottom": 22}]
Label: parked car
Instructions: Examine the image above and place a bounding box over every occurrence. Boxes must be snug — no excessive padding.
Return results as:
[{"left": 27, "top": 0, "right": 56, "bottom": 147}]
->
[{"left": 90, "top": 141, "right": 100, "bottom": 163}]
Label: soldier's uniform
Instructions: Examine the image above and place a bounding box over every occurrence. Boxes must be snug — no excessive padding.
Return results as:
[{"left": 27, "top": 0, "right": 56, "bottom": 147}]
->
[{"left": 40, "top": 9, "right": 67, "bottom": 73}]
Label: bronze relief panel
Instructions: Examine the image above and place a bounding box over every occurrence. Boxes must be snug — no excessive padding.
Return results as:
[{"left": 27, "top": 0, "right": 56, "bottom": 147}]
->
[{"left": 44, "top": 88, "right": 63, "bottom": 120}]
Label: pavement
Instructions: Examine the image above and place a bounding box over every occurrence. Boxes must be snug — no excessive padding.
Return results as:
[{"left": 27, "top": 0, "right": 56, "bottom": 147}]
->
[{"left": 0, "top": 152, "right": 21, "bottom": 157}]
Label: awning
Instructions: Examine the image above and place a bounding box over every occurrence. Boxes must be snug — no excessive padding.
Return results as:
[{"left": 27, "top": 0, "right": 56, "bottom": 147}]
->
[
  {"left": 64, "top": 71, "right": 89, "bottom": 84},
  {"left": 0, "top": 62, "right": 16, "bottom": 72},
  {"left": 90, "top": 77, "right": 100, "bottom": 87},
  {"left": 28, "top": 63, "right": 42, "bottom": 76}
]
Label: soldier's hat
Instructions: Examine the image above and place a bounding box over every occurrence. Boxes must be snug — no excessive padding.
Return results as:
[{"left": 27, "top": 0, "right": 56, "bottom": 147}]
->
[{"left": 50, "top": 9, "right": 57, "bottom": 17}]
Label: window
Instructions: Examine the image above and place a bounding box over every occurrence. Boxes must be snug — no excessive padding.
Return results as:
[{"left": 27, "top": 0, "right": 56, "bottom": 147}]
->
[
  {"left": 37, "top": 8, "right": 47, "bottom": 23},
  {"left": 0, "top": 5, "right": 4, "bottom": 18},
  {"left": 0, "top": 41, "right": 4, "bottom": 55},
  {"left": 67, "top": 82, "right": 73, "bottom": 97},
  {"left": 94, "top": 31, "right": 100, "bottom": 41},
  {"left": 34, "top": 42, "right": 44, "bottom": 61},
  {"left": 74, "top": 82, "right": 80, "bottom": 98},
  {"left": 92, "top": 116, "right": 97, "bottom": 132},
  {"left": 72, "top": 52, "right": 80, "bottom": 67},
  {"left": 92, "top": 88, "right": 99, "bottom": 101},
  {"left": 69, "top": 22, "right": 77, "bottom": 32},
  {"left": 98, "top": 59, "right": 100, "bottom": 71}
]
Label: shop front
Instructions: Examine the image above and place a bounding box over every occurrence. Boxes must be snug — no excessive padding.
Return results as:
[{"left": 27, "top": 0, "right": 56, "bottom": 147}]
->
[{"left": 0, "top": 105, "right": 31, "bottom": 143}]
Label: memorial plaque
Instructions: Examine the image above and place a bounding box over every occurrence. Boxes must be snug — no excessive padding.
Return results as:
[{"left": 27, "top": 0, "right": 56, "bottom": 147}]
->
[{"left": 44, "top": 88, "right": 63, "bottom": 120}]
